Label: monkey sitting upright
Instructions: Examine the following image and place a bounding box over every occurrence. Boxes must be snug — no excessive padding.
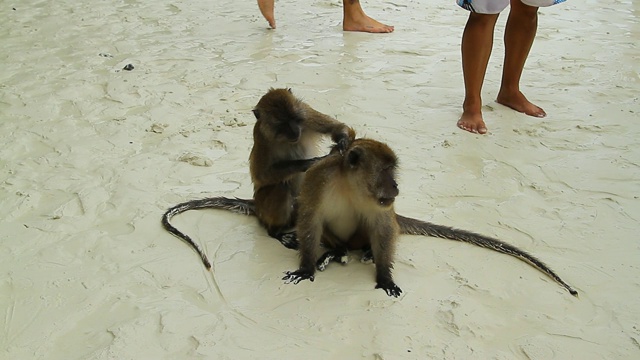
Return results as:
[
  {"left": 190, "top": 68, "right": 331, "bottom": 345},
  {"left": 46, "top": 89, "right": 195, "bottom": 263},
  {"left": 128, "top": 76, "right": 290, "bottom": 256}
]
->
[
  {"left": 162, "top": 88, "right": 355, "bottom": 270},
  {"left": 283, "top": 138, "right": 404, "bottom": 296},
  {"left": 283, "top": 138, "right": 578, "bottom": 298}
]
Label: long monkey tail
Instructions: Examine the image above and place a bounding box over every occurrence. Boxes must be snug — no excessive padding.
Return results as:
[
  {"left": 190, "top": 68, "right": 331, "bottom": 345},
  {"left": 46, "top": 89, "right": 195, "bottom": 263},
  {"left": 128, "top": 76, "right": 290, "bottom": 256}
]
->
[
  {"left": 396, "top": 214, "right": 578, "bottom": 297},
  {"left": 162, "top": 197, "right": 256, "bottom": 270}
]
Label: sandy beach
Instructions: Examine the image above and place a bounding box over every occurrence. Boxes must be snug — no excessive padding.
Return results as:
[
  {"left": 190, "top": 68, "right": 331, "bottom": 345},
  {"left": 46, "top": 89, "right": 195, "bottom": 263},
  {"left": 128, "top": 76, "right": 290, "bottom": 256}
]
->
[{"left": 1, "top": 0, "right": 639, "bottom": 358}]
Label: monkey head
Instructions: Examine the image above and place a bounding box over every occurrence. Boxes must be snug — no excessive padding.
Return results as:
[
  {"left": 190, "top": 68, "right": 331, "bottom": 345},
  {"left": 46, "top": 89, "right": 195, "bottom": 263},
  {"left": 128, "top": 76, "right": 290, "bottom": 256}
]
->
[
  {"left": 343, "top": 139, "right": 399, "bottom": 208},
  {"left": 253, "top": 88, "right": 304, "bottom": 143}
]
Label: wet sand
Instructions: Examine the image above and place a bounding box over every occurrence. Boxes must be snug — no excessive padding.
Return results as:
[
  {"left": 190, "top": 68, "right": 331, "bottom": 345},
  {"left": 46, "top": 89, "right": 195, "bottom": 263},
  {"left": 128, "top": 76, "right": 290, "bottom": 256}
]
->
[{"left": 1, "top": 0, "right": 639, "bottom": 358}]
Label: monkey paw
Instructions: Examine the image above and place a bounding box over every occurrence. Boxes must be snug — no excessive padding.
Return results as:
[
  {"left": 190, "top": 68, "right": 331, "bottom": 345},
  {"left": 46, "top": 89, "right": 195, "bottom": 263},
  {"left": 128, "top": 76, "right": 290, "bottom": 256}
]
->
[
  {"left": 278, "top": 232, "right": 299, "bottom": 250},
  {"left": 361, "top": 248, "right": 374, "bottom": 264},
  {"left": 337, "top": 140, "right": 348, "bottom": 154},
  {"left": 316, "top": 249, "right": 350, "bottom": 271},
  {"left": 375, "top": 281, "right": 402, "bottom": 298},
  {"left": 316, "top": 253, "right": 333, "bottom": 272},
  {"left": 282, "top": 270, "right": 315, "bottom": 284}
]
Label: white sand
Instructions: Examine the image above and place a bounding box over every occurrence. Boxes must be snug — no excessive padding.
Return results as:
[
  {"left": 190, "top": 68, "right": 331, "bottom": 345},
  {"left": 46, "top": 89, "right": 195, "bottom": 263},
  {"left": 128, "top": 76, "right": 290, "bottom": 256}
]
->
[{"left": 1, "top": 0, "right": 639, "bottom": 358}]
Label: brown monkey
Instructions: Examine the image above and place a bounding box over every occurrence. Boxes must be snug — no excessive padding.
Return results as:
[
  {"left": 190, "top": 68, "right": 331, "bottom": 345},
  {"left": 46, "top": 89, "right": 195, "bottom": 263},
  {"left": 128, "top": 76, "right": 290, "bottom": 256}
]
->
[
  {"left": 283, "top": 138, "right": 403, "bottom": 296},
  {"left": 162, "top": 88, "right": 354, "bottom": 270},
  {"left": 283, "top": 138, "right": 578, "bottom": 297}
]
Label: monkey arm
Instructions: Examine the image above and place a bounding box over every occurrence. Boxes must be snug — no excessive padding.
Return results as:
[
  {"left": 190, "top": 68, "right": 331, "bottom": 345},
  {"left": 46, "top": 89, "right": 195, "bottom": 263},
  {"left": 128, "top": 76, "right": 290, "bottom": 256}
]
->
[
  {"left": 282, "top": 232, "right": 319, "bottom": 284},
  {"left": 271, "top": 155, "right": 328, "bottom": 173},
  {"left": 369, "top": 215, "right": 403, "bottom": 297},
  {"left": 251, "top": 146, "right": 323, "bottom": 186},
  {"left": 254, "top": 157, "right": 323, "bottom": 186},
  {"left": 302, "top": 104, "right": 355, "bottom": 153},
  {"left": 283, "top": 197, "right": 325, "bottom": 284}
]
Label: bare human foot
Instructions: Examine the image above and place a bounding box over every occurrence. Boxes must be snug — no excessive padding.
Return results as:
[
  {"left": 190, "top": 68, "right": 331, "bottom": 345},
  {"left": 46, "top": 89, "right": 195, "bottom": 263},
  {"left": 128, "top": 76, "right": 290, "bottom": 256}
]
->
[
  {"left": 457, "top": 110, "right": 488, "bottom": 134},
  {"left": 496, "top": 90, "right": 546, "bottom": 118},
  {"left": 257, "top": 0, "right": 276, "bottom": 29},
  {"left": 343, "top": 12, "right": 394, "bottom": 33}
]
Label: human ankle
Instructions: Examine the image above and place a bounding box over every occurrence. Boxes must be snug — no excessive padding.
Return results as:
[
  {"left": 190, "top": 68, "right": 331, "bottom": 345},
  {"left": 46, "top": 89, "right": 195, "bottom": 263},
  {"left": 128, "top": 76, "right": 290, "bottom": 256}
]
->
[{"left": 462, "top": 99, "right": 482, "bottom": 114}]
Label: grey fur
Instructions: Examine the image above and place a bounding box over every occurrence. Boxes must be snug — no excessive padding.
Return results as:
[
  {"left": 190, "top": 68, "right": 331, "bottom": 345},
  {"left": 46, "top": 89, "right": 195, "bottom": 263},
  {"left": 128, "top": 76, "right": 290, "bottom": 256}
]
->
[
  {"left": 396, "top": 214, "right": 578, "bottom": 296},
  {"left": 162, "top": 197, "right": 255, "bottom": 270}
]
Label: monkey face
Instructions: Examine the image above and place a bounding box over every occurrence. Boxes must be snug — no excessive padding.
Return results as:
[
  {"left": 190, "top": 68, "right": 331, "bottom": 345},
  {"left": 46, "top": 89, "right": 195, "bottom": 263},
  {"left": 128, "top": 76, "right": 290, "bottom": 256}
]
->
[
  {"left": 254, "top": 88, "right": 304, "bottom": 143},
  {"left": 376, "top": 167, "right": 399, "bottom": 207},
  {"left": 345, "top": 139, "right": 399, "bottom": 209}
]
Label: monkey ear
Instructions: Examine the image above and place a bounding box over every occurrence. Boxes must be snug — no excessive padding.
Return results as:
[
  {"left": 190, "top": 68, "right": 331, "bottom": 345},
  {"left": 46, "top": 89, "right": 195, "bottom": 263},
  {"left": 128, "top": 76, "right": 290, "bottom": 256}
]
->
[
  {"left": 287, "top": 88, "right": 292, "bottom": 93},
  {"left": 347, "top": 147, "right": 361, "bottom": 168},
  {"left": 252, "top": 109, "right": 260, "bottom": 120}
]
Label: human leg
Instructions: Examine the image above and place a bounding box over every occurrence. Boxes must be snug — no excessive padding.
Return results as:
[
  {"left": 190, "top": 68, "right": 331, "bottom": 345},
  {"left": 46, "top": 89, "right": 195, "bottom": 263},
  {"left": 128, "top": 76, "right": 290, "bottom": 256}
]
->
[
  {"left": 457, "top": 12, "right": 499, "bottom": 134},
  {"left": 257, "top": 0, "right": 276, "bottom": 29},
  {"left": 496, "top": 0, "right": 546, "bottom": 117},
  {"left": 342, "top": 0, "right": 394, "bottom": 33}
]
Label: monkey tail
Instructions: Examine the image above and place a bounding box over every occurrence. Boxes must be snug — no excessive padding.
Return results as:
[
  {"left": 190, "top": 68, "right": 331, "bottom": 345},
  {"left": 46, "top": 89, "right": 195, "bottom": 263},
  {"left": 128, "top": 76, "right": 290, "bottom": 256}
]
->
[
  {"left": 162, "top": 197, "right": 256, "bottom": 270},
  {"left": 396, "top": 214, "right": 578, "bottom": 297}
]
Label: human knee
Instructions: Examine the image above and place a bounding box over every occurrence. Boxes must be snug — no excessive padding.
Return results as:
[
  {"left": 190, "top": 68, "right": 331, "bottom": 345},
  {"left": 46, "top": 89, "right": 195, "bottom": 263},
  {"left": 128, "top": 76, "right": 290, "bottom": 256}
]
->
[
  {"left": 466, "top": 12, "right": 499, "bottom": 28},
  {"left": 510, "top": 0, "right": 539, "bottom": 19}
]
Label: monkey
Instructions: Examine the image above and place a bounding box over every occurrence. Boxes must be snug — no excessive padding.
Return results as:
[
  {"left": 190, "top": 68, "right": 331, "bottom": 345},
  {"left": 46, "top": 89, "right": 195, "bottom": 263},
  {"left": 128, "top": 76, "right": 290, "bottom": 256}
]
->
[
  {"left": 248, "top": 88, "right": 354, "bottom": 241},
  {"left": 162, "top": 88, "right": 355, "bottom": 270},
  {"left": 283, "top": 138, "right": 404, "bottom": 296},
  {"left": 283, "top": 138, "right": 578, "bottom": 298}
]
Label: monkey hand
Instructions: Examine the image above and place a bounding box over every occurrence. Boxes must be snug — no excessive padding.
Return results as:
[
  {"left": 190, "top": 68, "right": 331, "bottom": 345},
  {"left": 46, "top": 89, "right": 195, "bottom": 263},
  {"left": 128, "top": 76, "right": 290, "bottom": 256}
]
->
[
  {"left": 335, "top": 136, "right": 350, "bottom": 155},
  {"left": 333, "top": 128, "right": 355, "bottom": 155},
  {"left": 375, "top": 281, "right": 402, "bottom": 298},
  {"left": 331, "top": 127, "right": 356, "bottom": 154},
  {"left": 282, "top": 270, "right": 315, "bottom": 284}
]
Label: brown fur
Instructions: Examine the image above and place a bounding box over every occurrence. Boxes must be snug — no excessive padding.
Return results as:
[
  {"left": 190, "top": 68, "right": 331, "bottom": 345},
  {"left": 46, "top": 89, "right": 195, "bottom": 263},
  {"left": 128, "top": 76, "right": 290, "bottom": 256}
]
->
[
  {"left": 162, "top": 88, "right": 354, "bottom": 269},
  {"left": 284, "top": 138, "right": 403, "bottom": 297},
  {"left": 284, "top": 138, "right": 578, "bottom": 297},
  {"left": 249, "top": 88, "right": 355, "bottom": 239}
]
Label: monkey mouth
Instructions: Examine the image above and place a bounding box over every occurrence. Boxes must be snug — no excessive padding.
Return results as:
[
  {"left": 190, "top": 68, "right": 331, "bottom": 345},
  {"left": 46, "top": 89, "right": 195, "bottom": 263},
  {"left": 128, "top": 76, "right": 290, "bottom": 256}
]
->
[{"left": 378, "top": 197, "right": 395, "bottom": 207}]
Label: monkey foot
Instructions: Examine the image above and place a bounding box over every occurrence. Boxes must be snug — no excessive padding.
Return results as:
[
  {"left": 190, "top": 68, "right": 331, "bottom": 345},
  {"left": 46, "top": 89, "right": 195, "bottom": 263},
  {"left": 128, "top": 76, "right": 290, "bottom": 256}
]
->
[
  {"left": 277, "top": 232, "right": 299, "bottom": 250},
  {"left": 317, "top": 249, "right": 350, "bottom": 271},
  {"left": 376, "top": 281, "right": 402, "bottom": 297},
  {"left": 317, "top": 255, "right": 332, "bottom": 272},
  {"left": 496, "top": 90, "right": 546, "bottom": 118},
  {"left": 361, "top": 247, "right": 374, "bottom": 264},
  {"left": 283, "top": 270, "right": 315, "bottom": 284}
]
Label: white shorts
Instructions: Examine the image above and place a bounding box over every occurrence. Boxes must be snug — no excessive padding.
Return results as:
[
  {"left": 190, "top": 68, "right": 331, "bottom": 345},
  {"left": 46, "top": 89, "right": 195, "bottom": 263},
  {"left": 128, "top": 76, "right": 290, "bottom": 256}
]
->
[{"left": 457, "top": 0, "right": 566, "bottom": 14}]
